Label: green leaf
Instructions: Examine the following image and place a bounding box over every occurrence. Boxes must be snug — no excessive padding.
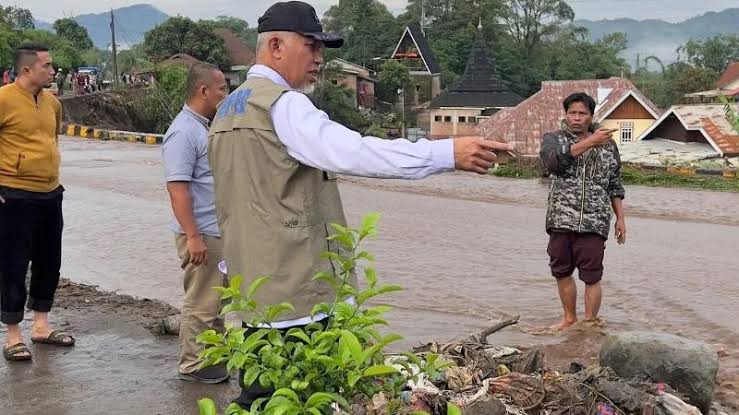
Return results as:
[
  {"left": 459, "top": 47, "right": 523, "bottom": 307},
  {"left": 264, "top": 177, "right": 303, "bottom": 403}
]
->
[
  {"left": 363, "top": 364, "right": 399, "bottom": 377},
  {"left": 243, "top": 365, "right": 261, "bottom": 386},
  {"left": 380, "top": 333, "right": 404, "bottom": 347},
  {"left": 376, "top": 284, "right": 403, "bottom": 295},
  {"left": 197, "top": 398, "right": 217, "bottom": 415},
  {"left": 311, "top": 271, "right": 339, "bottom": 289},
  {"left": 273, "top": 388, "right": 300, "bottom": 403},
  {"left": 246, "top": 276, "right": 270, "bottom": 299},
  {"left": 364, "top": 267, "right": 378, "bottom": 288},
  {"left": 366, "top": 305, "right": 393, "bottom": 315},
  {"left": 360, "top": 212, "right": 381, "bottom": 237},
  {"left": 268, "top": 330, "right": 284, "bottom": 347},
  {"left": 229, "top": 275, "right": 244, "bottom": 291},
  {"left": 305, "top": 392, "right": 348, "bottom": 409},
  {"left": 286, "top": 329, "right": 311, "bottom": 344},
  {"left": 340, "top": 330, "right": 363, "bottom": 365},
  {"left": 306, "top": 409, "right": 322, "bottom": 415},
  {"left": 320, "top": 252, "right": 343, "bottom": 263},
  {"left": 291, "top": 379, "right": 309, "bottom": 391},
  {"left": 264, "top": 303, "right": 295, "bottom": 322},
  {"left": 227, "top": 351, "right": 248, "bottom": 372},
  {"left": 310, "top": 303, "right": 332, "bottom": 318},
  {"left": 196, "top": 330, "right": 223, "bottom": 345},
  {"left": 447, "top": 403, "right": 462, "bottom": 415},
  {"left": 226, "top": 402, "right": 250, "bottom": 414},
  {"left": 347, "top": 370, "right": 361, "bottom": 387}
]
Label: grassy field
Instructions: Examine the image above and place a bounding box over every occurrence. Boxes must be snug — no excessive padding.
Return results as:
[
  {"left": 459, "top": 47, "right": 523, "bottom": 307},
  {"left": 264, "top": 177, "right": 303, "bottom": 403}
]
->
[{"left": 492, "top": 160, "right": 739, "bottom": 192}]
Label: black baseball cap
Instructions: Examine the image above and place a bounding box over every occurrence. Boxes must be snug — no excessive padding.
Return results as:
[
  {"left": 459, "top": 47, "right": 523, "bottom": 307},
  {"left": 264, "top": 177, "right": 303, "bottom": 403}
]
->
[{"left": 257, "top": 1, "right": 343, "bottom": 48}]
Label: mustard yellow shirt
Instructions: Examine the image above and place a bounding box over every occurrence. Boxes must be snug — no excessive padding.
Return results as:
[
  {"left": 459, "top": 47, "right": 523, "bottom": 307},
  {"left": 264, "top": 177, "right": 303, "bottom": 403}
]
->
[{"left": 0, "top": 82, "right": 62, "bottom": 192}]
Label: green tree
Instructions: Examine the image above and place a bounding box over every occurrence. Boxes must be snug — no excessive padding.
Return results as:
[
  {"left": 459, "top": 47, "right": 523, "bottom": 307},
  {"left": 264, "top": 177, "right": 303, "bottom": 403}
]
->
[
  {"left": 53, "top": 18, "right": 94, "bottom": 50},
  {"left": 501, "top": 0, "right": 575, "bottom": 59},
  {"left": 0, "top": 6, "right": 35, "bottom": 30},
  {"left": 128, "top": 64, "right": 188, "bottom": 133},
  {"left": 117, "top": 45, "right": 153, "bottom": 74},
  {"left": 377, "top": 60, "right": 411, "bottom": 103},
  {"left": 142, "top": 16, "right": 229, "bottom": 68},
  {"left": 311, "top": 63, "right": 367, "bottom": 131},
  {"left": 679, "top": 34, "right": 739, "bottom": 74},
  {"left": 0, "top": 28, "right": 20, "bottom": 68},
  {"left": 16, "top": 29, "right": 84, "bottom": 72},
  {"left": 322, "top": 0, "right": 402, "bottom": 68}
]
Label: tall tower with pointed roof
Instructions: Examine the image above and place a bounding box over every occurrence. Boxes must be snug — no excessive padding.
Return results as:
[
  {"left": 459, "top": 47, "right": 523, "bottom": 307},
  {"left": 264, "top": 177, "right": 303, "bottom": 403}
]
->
[{"left": 427, "top": 23, "right": 523, "bottom": 138}]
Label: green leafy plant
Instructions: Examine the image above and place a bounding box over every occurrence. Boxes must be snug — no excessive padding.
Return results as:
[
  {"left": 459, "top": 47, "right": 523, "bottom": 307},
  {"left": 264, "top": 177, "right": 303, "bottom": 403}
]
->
[{"left": 196, "top": 213, "right": 450, "bottom": 414}]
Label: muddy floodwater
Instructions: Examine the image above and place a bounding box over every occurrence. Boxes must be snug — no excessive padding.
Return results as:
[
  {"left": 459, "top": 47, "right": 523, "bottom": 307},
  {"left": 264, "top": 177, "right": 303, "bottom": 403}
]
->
[{"left": 1, "top": 137, "right": 737, "bottom": 413}]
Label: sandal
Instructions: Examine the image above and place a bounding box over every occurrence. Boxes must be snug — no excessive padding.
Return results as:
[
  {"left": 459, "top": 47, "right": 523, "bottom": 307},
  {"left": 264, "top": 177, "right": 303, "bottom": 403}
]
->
[
  {"left": 31, "top": 330, "right": 75, "bottom": 346},
  {"left": 3, "top": 343, "right": 32, "bottom": 361}
]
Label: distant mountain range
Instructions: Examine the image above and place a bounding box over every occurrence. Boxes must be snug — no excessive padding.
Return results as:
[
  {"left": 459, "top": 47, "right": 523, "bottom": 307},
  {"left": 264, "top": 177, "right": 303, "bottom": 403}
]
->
[
  {"left": 577, "top": 8, "right": 739, "bottom": 67},
  {"left": 34, "top": 3, "right": 738, "bottom": 65},
  {"left": 34, "top": 4, "right": 169, "bottom": 49}
]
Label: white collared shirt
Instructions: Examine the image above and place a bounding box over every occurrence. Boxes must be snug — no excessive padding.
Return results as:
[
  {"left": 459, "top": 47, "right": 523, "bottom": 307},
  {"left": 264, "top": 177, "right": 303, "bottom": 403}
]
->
[
  {"left": 248, "top": 64, "right": 455, "bottom": 178},
  {"left": 218, "top": 65, "right": 456, "bottom": 329}
]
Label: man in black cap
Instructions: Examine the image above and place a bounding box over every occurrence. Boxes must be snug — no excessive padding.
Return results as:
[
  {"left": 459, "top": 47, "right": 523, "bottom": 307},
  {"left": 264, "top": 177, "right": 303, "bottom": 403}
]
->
[{"left": 208, "top": 1, "right": 513, "bottom": 407}]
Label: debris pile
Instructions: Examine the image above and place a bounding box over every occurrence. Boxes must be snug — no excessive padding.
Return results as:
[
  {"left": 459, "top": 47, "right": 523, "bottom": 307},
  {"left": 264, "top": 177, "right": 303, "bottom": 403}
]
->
[{"left": 347, "top": 318, "right": 728, "bottom": 415}]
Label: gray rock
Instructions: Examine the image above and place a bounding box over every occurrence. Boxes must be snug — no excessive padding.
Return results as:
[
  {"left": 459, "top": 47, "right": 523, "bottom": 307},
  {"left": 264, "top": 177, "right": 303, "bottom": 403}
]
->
[{"left": 599, "top": 331, "right": 718, "bottom": 414}]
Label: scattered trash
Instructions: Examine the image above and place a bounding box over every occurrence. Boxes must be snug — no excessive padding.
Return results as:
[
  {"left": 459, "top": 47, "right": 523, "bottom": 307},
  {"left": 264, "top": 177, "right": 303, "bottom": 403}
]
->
[{"left": 357, "top": 320, "right": 720, "bottom": 415}]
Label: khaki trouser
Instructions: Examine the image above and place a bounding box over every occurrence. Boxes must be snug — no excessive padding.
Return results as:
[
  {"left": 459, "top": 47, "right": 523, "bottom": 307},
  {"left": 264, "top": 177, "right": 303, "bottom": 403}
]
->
[{"left": 175, "top": 234, "right": 228, "bottom": 374}]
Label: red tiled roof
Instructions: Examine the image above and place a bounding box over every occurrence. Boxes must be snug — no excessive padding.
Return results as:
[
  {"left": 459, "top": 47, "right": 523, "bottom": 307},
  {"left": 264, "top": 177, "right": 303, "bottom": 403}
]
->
[
  {"left": 213, "top": 28, "right": 256, "bottom": 67},
  {"left": 718, "top": 62, "right": 739, "bottom": 89},
  {"left": 478, "top": 78, "right": 661, "bottom": 155}
]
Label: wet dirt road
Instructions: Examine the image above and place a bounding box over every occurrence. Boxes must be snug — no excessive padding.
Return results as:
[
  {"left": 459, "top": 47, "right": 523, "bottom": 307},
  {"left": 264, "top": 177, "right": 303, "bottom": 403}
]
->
[{"left": 2, "top": 137, "right": 737, "bottom": 413}]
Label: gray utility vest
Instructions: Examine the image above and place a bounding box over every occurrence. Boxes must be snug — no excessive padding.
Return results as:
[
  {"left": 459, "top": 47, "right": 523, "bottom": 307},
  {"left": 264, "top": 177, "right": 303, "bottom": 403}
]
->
[{"left": 208, "top": 77, "right": 352, "bottom": 321}]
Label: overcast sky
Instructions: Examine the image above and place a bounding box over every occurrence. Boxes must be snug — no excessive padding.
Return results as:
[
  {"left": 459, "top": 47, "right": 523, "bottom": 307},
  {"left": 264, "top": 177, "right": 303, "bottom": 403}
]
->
[{"left": 18, "top": 0, "right": 739, "bottom": 25}]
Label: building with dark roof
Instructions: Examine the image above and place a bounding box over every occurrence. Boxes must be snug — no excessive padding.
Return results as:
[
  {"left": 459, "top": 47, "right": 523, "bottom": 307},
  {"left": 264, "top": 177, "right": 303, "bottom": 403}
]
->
[
  {"left": 428, "top": 22, "right": 523, "bottom": 138},
  {"left": 213, "top": 28, "right": 256, "bottom": 86},
  {"left": 390, "top": 23, "right": 442, "bottom": 103}
]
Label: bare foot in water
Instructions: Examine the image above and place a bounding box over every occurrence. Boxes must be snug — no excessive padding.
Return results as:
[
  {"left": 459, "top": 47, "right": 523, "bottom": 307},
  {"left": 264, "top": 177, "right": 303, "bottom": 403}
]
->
[{"left": 550, "top": 318, "right": 578, "bottom": 332}]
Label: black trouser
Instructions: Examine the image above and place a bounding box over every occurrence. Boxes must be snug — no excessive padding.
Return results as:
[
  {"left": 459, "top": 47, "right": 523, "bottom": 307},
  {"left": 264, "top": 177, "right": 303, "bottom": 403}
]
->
[
  {"left": 234, "top": 319, "right": 326, "bottom": 407},
  {"left": 0, "top": 194, "right": 64, "bottom": 324}
]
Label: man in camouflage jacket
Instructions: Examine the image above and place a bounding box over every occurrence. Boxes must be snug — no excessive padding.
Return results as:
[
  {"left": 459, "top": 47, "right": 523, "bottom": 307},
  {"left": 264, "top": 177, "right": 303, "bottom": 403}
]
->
[{"left": 539, "top": 92, "right": 626, "bottom": 330}]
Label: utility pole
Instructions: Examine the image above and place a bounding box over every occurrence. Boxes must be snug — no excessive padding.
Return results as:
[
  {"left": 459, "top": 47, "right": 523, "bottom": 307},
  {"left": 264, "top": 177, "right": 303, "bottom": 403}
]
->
[
  {"left": 110, "top": 9, "right": 119, "bottom": 87},
  {"left": 421, "top": 0, "right": 426, "bottom": 36}
]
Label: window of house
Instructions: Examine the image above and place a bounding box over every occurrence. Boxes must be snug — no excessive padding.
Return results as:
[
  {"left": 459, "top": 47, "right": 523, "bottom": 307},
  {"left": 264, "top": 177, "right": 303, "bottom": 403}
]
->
[
  {"left": 444, "top": 116, "right": 452, "bottom": 122},
  {"left": 458, "top": 116, "right": 466, "bottom": 123},
  {"left": 434, "top": 115, "right": 442, "bottom": 122},
  {"left": 620, "top": 122, "right": 634, "bottom": 143},
  {"left": 468, "top": 117, "right": 477, "bottom": 124}
]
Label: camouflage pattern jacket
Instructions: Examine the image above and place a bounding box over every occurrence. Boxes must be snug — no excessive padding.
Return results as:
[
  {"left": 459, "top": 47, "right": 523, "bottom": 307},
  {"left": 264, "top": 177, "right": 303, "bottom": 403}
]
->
[{"left": 539, "top": 122, "right": 625, "bottom": 239}]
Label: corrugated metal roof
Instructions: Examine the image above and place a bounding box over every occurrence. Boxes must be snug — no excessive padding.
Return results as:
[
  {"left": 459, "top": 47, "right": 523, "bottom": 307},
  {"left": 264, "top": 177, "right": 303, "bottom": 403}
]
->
[
  {"left": 663, "top": 105, "right": 739, "bottom": 156},
  {"left": 478, "top": 78, "right": 661, "bottom": 155}
]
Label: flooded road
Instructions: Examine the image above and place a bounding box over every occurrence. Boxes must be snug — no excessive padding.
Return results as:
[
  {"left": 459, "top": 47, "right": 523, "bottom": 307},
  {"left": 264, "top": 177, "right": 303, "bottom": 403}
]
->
[{"left": 16, "top": 137, "right": 739, "bottom": 411}]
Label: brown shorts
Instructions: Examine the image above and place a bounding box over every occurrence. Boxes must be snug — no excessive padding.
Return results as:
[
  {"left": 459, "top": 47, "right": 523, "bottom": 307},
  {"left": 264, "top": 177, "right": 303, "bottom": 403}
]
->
[{"left": 547, "top": 231, "right": 605, "bottom": 284}]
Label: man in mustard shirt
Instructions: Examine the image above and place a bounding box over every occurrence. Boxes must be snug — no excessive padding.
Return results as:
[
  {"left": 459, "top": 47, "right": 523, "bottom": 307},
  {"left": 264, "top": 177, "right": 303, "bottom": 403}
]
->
[{"left": 0, "top": 43, "right": 74, "bottom": 362}]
